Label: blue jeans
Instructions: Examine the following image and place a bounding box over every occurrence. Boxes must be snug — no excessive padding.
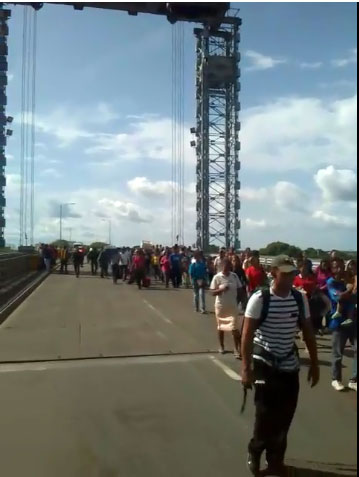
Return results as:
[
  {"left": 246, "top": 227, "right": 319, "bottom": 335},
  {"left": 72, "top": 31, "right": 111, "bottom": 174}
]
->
[
  {"left": 193, "top": 281, "right": 206, "bottom": 312},
  {"left": 332, "top": 325, "right": 357, "bottom": 381}
]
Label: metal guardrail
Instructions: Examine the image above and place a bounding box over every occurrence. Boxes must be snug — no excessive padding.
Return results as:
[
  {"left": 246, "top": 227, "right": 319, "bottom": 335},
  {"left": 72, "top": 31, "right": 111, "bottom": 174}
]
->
[{"left": 260, "top": 256, "right": 321, "bottom": 268}]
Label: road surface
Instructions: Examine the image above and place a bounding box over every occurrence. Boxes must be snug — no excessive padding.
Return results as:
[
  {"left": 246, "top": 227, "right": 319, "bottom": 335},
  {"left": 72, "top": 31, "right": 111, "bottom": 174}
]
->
[{"left": 0, "top": 266, "right": 357, "bottom": 477}]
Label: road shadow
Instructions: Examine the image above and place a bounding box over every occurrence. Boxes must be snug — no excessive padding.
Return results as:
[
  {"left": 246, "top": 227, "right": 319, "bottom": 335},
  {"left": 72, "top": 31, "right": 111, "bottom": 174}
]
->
[
  {"left": 299, "top": 356, "right": 332, "bottom": 368},
  {"left": 258, "top": 461, "right": 357, "bottom": 476}
]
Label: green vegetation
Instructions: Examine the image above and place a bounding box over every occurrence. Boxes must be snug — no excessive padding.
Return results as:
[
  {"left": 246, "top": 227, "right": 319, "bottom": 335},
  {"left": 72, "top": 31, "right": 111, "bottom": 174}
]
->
[
  {"left": 259, "top": 242, "right": 357, "bottom": 260},
  {"left": 89, "top": 242, "right": 108, "bottom": 250}
]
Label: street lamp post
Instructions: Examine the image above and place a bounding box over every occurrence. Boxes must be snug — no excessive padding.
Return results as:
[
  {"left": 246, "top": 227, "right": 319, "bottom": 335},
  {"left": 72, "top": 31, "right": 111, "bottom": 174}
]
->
[
  {"left": 102, "top": 218, "right": 111, "bottom": 245},
  {"left": 59, "top": 203, "right": 75, "bottom": 241}
]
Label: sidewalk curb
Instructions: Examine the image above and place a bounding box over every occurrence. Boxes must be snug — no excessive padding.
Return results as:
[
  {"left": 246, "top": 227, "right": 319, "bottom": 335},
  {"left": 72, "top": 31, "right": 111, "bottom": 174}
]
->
[{"left": 0, "top": 271, "right": 49, "bottom": 325}]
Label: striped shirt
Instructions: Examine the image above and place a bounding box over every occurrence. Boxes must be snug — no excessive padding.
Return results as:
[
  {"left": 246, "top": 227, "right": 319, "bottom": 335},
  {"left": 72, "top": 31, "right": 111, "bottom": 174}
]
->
[{"left": 245, "top": 288, "right": 310, "bottom": 371}]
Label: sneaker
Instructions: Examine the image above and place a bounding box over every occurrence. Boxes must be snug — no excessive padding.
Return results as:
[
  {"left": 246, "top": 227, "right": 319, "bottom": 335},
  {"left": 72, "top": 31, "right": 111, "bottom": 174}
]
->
[
  {"left": 332, "top": 380, "right": 345, "bottom": 392},
  {"left": 234, "top": 351, "right": 242, "bottom": 360},
  {"left": 247, "top": 452, "right": 261, "bottom": 476},
  {"left": 348, "top": 380, "right": 357, "bottom": 392},
  {"left": 200, "top": 310, "right": 207, "bottom": 315},
  {"left": 218, "top": 348, "right": 225, "bottom": 355}
]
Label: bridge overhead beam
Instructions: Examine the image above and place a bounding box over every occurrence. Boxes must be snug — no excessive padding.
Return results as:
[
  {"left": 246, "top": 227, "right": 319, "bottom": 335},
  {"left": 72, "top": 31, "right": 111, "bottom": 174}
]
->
[{"left": 7, "top": 3, "right": 230, "bottom": 30}]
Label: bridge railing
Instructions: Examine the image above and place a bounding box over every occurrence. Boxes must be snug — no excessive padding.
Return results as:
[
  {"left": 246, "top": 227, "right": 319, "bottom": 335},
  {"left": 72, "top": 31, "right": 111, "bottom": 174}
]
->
[{"left": 0, "top": 253, "right": 41, "bottom": 287}]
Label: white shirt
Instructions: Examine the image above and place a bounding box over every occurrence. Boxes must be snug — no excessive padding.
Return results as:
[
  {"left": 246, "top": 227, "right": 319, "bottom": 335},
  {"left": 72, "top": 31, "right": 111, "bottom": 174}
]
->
[
  {"left": 245, "top": 288, "right": 310, "bottom": 371},
  {"left": 120, "top": 251, "right": 131, "bottom": 266},
  {"left": 210, "top": 272, "right": 241, "bottom": 308}
]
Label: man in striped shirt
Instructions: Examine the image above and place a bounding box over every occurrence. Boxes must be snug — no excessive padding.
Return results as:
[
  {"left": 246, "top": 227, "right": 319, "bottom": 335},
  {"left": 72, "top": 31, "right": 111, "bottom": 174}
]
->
[{"left": 241, "top": 255, "right": 319, "bottom": 476}]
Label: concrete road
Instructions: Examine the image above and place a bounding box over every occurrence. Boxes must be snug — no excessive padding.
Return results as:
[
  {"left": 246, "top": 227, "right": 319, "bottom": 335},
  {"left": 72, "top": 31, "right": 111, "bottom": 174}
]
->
[{"left": 0, "top": 267, "right": 357, "bottom": 477}]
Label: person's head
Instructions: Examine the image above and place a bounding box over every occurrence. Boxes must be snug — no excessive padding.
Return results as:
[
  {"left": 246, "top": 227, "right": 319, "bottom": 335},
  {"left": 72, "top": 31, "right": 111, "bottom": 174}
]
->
[
  {"left": 330, "top": 250, "right": 340, "bottom": 260},
  {"left": 297, "top": 258, "right": 312, "bottom": 277},
  {"left": 319, "top": 258, "right": 331, "bottom": 272},
  {"left": 193, "top": 249, "right": 200, "bottom": 261},
  {"left": 250, "top": 250, "right": 260, "bottom": 267},
  {"left": 222, "top": 258, "right": 232, "bottom": 275},
  {"left": 331, "top": 259, "right": 345, "bottom": 280},
  {"left": 173, "top": 245, "right": 179, "bottom": 254},
  {"left": 346, "top": 260, "right": 357, "bottom": 275},
  {"left": 231, "top": 254, "right": 241, "bottom": 269},
  {"left": 219, "top": 248, "right": 226, "bottom": 259},
  {"left": 271, "top": 256, "right": 298, "bottom": 291}
]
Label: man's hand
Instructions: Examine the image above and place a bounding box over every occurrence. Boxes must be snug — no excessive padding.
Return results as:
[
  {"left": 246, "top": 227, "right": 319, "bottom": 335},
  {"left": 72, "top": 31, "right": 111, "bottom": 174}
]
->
[
  {"left": 241, "top": 368, "right": 254, "bottom": 389},
  {"left": 307, "top": 363, "right": 320, "bottom": 388}
]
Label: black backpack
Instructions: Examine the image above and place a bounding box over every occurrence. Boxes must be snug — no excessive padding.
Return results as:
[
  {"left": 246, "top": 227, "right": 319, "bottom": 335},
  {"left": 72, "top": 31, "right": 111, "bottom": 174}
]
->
[
  {"left": 253, "top": 288, "right": 306, "bottom": 370},
  {"left": 258, "top": 287, "right": 306, "bottom": 328}
]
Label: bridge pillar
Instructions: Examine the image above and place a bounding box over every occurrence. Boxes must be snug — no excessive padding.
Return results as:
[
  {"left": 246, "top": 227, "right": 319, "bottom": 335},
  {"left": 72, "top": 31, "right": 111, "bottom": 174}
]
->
[{"left": 0, "top": 4, "right": 10, "bottom": 248}]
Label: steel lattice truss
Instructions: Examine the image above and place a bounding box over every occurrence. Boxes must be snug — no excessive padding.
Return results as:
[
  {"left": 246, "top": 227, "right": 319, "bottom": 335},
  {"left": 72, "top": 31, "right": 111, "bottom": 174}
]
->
[{"left": 194, "top": 17, "right": 241, "bottom": 251}]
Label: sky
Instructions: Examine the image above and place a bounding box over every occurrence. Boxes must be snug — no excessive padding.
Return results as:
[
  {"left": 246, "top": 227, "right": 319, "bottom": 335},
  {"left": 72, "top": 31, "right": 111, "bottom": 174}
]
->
[{"left": 4, "top": 2, "right": 357, "bottom": 250}]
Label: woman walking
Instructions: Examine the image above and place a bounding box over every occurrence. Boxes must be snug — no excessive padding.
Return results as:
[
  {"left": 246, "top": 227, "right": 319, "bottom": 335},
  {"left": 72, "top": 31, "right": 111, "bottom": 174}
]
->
[
  {"left": 132, "top": 249, "right": 146, "bottom": 290},
  {"left": 210, "top": 258, "right": 242, "bottom": 358}
]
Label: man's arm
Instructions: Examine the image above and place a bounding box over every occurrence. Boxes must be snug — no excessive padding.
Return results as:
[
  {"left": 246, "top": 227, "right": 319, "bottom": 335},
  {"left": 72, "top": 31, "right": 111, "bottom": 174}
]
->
[
  {"left": 241, "top": 318, "right": 258, "bottom": 387},
  {"left": 301, "top": 318, "right": 320, "bottom": 387}
]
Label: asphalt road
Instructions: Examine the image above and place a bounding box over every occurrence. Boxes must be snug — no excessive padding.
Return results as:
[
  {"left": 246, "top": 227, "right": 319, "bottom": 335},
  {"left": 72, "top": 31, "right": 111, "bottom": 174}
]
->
[{"left": 0, "top": 266, "right": 357, "bottom": 477}]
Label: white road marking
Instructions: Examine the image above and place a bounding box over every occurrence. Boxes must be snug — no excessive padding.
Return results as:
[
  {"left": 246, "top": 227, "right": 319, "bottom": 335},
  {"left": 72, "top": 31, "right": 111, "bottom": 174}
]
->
[
  {"left": 156, "top": 330, "right": 168, "bottom": 340},
  {"left": 143, "top": 299, "right": 173, "bottom": 325},
  {"left": 209, "top": 356, "right": 242, "bottom": 381}
]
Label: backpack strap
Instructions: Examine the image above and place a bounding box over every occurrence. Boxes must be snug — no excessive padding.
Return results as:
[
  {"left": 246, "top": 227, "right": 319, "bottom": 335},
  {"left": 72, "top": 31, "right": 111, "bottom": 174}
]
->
[
  {"left": 291, "top": 288, "right": 306, "bottom": 329},
  {"left": 258, "top": 288, "right": 271, "bottom": 328}
]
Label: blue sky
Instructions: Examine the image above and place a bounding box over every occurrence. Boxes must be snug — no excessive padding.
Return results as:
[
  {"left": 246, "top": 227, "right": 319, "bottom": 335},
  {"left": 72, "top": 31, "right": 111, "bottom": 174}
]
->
[{"left": 5, "top": 2, "right": 357, "bottom": 249}]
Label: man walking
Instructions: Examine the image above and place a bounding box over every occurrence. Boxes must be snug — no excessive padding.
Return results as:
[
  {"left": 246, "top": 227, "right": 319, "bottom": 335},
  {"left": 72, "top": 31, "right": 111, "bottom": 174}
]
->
[
  {"left": 88, "top": 247, "right": 99, "bottom": 275},
  {"left": 59, "top": 245, "right": 69, "bottom": 274},
  {"left": 189, "top": 250, "right": 207, "bottom": 314},
  {"left": 72, "top": 246, "right": 82, "bottom": 278},
  {"left": 111, "top": 248, "right": 121, "bottom": 285},
  {"left": 241, "top": 255, "right": 319, "bottom": 476}
]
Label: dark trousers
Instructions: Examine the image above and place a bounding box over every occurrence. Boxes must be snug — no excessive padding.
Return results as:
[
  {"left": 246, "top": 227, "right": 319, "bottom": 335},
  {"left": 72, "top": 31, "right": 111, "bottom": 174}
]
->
[
  {"left": 112, "top": 264, "right": 120, "bottom": 283},
  {"left": 74, "top": 262, "right": 81, "bottom": 277},
  {"left": 121, "top": 265, "right": 128, "bottom": 280},
  {"left": 60, "top": 260, "right": 68, "bottom": 274},
  {"left": 91, "top": 260, "right": 98, "bottom": 275},
  {"left": 134, "top": 268, "right": 145, "bottom": 289},
  {"left": 171, "top": 269, "right": 182, "bottom": 288},
  {"left": 249, "top": 362, "right": 299, "bottom": 467}
]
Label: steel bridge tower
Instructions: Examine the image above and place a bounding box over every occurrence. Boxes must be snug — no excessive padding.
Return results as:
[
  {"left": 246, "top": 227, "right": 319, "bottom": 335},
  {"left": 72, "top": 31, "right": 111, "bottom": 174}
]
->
[
  {"left": 194, "top": 16, "right": 241, "bottom": 252},
  {"left": 0, "top": 5, "right": 10, "bottom": 248}
]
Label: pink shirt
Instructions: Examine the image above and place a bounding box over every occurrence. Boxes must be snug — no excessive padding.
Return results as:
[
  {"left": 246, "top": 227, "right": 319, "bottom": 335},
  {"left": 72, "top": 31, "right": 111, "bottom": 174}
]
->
[
  {"left": 315, "top": 267, "right": 332, "bottom": 291},
  {"left": 160, "top": 256, "right": 171, "bottom": 272}
]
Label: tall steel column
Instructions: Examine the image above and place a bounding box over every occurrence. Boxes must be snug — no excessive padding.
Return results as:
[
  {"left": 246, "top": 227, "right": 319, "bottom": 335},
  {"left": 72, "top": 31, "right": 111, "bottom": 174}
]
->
[
  {"left": 194, "top": 16, "right": 241, "bottom": 251},
  {"left": 0, "top": 5, "right": 10, "bottom": 248}
]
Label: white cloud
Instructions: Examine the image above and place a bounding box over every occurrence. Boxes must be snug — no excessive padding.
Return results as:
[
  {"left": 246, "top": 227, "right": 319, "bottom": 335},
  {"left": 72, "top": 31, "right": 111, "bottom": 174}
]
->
[
  {"left": 8, "top": 73, "right": 14, "bottom": 82},
  {"left": 98, "top": 198, "right": 151, "bottom": 224},
  {"left": 17, "top": 102, "right": 120, "bottom": 147},
  {"left": 128, "top": 176, "right": 173, "bottom": 198},
  {"left": 40, "top": 168, "right": 63, "bottom": 179},
  {"left": 299, "top": 62, "right": 323, "bottom": 69},
  {"left": 331, "top": 48, "right": 357, "bottom": 68},
  {"left": 240, "top": 94, "right": 357, "bottom": 171},
  {"left": 244, "top": 218, "right": 267, "bottom": 228},
  {"left": 273, "top": 181, "right": 309, "bottom": 212},
  {"left": 244, "top": 50, "right": 287, "bottom": 72},
  {"left": 314, "top": 165, "right": 357, "bottom": 202},
  {"left": 85, "top": 117, "right": 195, "bottom": 165},
  {"left": 312, "top": 210, "right": 356, "bottom": 228},
  {"left": 240, "top": 187, "right": 268, "bottom": 201}
]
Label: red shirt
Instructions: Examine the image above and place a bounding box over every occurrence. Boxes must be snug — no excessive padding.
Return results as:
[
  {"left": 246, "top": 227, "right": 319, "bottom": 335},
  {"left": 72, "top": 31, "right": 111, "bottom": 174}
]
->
[
  {"left": 246, "top": 266, "right": 267, "bottom": 293},
  {"left": 293, "top": 274, "right": 318, "bottom": 297},
  {"left": 133, "top": 255, "right": 145, "bottom": 270}
]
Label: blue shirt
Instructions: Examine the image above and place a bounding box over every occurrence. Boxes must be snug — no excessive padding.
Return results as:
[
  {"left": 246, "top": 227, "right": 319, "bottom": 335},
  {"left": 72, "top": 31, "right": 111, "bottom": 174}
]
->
[
  {"left": 170, "top": 253, "right": 182, "bottom": 271},
  {"left": 189, "top": 261, "right": 207, "bottom": 281},
  {"left": 327, "top": 277, "right": 354, "bottom": 315}
]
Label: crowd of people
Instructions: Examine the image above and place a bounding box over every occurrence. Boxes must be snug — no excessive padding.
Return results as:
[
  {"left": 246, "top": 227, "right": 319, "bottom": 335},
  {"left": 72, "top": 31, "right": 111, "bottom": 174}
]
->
[
  {"left": 40, "top": 242, "right": 357, "bottom": 395},
  {"left": 38, "top": 242, "right": 356, "bottom": 476}
]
